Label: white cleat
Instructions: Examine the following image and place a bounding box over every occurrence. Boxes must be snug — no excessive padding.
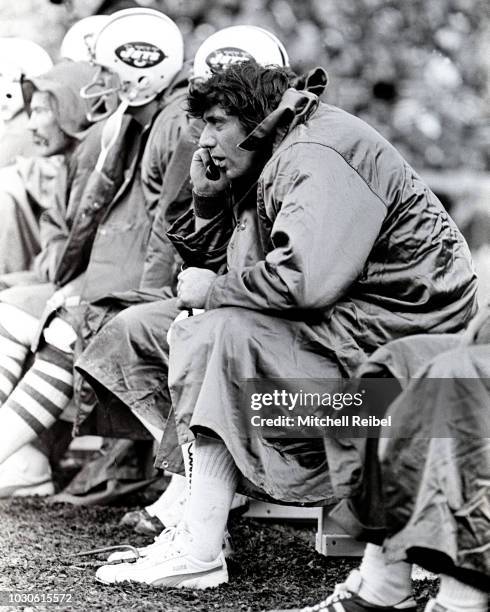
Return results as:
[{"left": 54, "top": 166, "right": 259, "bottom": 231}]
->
[
  {"left": 96, "top": 527, "right": 228, "bottom": 589},
  {"left": 0, "top": 445, "right": 54, "bottom": 498}
]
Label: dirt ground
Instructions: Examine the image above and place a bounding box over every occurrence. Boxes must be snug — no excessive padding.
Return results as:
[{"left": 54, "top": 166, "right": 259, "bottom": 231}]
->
[{"left": 0, "top": 496, "right": 437, "bottom": 612}]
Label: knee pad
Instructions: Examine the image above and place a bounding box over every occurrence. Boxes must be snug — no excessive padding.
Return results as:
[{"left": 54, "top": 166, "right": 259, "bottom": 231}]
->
[{"left": 43, "top": 317, "right": 77, "bottom": 354}]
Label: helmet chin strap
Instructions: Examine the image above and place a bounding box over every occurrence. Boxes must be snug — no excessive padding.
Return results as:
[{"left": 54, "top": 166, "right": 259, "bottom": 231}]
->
[
  {"left": 95, "top": 98, "right": 129, "bottom": 172},
  {"left": 94, "top": 76, "right": 156, "bottom": 171}
]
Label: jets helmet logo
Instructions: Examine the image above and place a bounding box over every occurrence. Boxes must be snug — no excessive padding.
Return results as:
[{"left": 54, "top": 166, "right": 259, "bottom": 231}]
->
[
  {"left": 205, "top": 47, "right": 253, "bottom": 71},
  {"left": 115, "top": 42, "right": 166, "bottom": 68}
]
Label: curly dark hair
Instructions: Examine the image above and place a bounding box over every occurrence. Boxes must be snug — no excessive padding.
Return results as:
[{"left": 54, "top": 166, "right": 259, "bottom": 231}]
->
[{"left": 187, "top": 60, "right": 294, "bottom": 135}]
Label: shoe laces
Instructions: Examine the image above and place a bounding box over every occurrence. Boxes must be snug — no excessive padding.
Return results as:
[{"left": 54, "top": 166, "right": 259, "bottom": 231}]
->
[
  {"left": 134, "top": 526, "right": 179, "bottom": 555},
  {"left": 134, "top": 525, "right": 192, "bottom": 566},
  {"left": 300, "top": 590, "right": 353, "bottom": 611},
  {"left": 153, "top": 526, "right": 179, "bottom": 544},
  {"left": 301, "top": 569, "right": 361, "bottom": 610}
]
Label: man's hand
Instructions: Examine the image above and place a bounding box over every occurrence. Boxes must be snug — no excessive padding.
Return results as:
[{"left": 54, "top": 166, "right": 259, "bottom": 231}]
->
[
  {"left": 177, "top": 267, "right": 217, "bottom": 309},
  {"left": 45, "top": 275, "right": 84, "bottom": 311},
  {"left": 190, "top": 148, "right": 228, "bottom": 197}
]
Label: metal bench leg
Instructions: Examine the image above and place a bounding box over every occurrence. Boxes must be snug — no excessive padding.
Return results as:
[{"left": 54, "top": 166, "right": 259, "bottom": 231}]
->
[{"left": 315, "top": 506, "right": 365, "bottom": 557}]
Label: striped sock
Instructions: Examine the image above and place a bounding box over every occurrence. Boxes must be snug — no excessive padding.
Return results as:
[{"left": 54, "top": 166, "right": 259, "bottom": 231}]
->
[
  {"left": 0, "top": 322, "right": 30, "bottom": 404},
  {"left": 0, "top": 344, "right": 73, "bottom": 465}
]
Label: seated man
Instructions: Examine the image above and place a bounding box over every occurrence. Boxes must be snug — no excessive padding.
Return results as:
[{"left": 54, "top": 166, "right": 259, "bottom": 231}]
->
[
  {"left": 0, "top": 59, "right": 99, "bottom": 496},
  {"left": 272, "top": 306, "right": 490, "bottom": 612},
  {"left": 74, "top": 24, "right": 292, "bottom": 531},
  {"left": 0, "top": 40, "right": 79, "bottom": 275},
  {"left": 93, "top": 60, "right": 478, "bottom": 589},
  {"left": 0, "top": 8, "right": 187, "bottom": 495}
]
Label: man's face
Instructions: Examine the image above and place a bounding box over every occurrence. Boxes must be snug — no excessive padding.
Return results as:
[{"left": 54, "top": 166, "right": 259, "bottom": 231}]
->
[
  {"left": 27, "top": 91, "right": 71, "bottom": 156},
  {"left": 199, "top": 105, "right": 258, "bottom": 181}
]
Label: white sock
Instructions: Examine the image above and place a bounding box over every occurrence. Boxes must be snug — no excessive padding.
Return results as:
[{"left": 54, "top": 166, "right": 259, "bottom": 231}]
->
[
  {"left": 184, "top": 435, "right": 238, "bottom": 562},
  {"left": 145, "top": 473, "right": 188, "bottom": 525},
  {"left": 179, "top": 441, "right": 194, "bottom": 527},
  {"left": 182, "top": 441, "right": 194, "bottom": 483},
  {"left": 357, "top": 544, "right": 412, "bottom": 606},
  {"left": 131, "top": 410, "right": 189, "bottom": 526},
  {"left": 435, "top": 575, "right": 487, "bottom": 612}
]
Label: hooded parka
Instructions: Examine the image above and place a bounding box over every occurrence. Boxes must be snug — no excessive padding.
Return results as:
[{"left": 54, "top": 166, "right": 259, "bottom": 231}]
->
[{"left": 163, "top": 87, "right": 478, "bottom": 504}]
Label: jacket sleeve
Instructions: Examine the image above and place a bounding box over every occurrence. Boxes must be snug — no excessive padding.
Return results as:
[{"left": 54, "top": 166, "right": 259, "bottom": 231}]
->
[
  {"left": 205, "top": 143, "right": 387, "bottom": 311},
  {"left": 141, "top": 93, "right": 190, "bottom": 217},
  {"left": 166, "top": 192, "right": 234, "bottom": 273},
  {"left": 33, "top": 198, "right": 70, "bottom": 282},
  {"left": 31, "top": 157, "right": 72, "bottom": 282},
  {"left": 139, "top": 115, "right": 197, "bottom": 290}
]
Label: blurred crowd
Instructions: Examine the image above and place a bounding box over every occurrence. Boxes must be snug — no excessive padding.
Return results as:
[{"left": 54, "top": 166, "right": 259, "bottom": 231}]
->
[{"left": 1, "top": 0, "right": 488, "bottom": 173}]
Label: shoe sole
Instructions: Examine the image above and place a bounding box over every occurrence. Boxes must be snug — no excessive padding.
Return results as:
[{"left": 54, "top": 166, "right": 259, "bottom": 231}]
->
[
  {"left": 96, "top": 567, "right": 228, "bottom": 589},
  {"left": 150, "top": 567, "right": 229, "bottom": 589}
]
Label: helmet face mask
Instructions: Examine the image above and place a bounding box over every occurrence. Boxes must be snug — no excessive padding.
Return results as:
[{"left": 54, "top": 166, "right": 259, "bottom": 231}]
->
[
  {"left": 80, "top": 65, "right": 120, "bottom": 123},
  {"left": 82, "top": 8, "right": 184, "bottom": 117}
]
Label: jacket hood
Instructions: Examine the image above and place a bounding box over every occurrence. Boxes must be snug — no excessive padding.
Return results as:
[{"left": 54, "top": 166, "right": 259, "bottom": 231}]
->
[
  {"left": 239, "top": 88, "right": 319, "bottom": 153},
  {"left": 239, "top": 66, "right": 327, "bottom": 152},
  {"left": 22, "top": 60, "right": 99, "bottom": 138},
  {"left": 292, "top": 66, "right": 328, "bottom": 97}
]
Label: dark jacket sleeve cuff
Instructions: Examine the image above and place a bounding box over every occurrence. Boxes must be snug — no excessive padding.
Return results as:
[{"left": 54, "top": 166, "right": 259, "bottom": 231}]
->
[
  {"left": 167, "top": 206, "right": 232, "bottom": 271},
  {"left": 193, "top": 191, "right": 224, "bottom": 219}
]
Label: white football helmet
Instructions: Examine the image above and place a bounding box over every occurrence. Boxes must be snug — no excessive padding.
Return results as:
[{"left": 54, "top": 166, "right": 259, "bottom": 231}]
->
[
  {"left": 0, "top": 38, "right": 53, "bottom": 121},
  {"left": 80, "top": 8, "right": 184, "bottom": 120},
  {"left": 192, "top": 26, "right": 289, "bottom": 82},
  {"left": 60, "top": 15, "right": 110, "bottom": 62}
]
